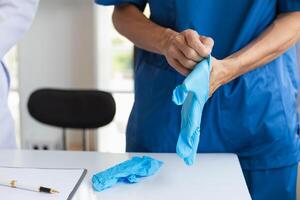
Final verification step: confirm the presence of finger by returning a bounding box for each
[172,46,197,69]
[184,30,207,57]
[199,35,214,55]
[168,58,191,76]
[184,30,210,58]
[200,35,214,48]
[173,35,202,62]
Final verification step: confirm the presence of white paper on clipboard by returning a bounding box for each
[0,166,87,200]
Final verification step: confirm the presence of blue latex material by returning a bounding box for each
[172,56,211,165]
[92,156,163,191]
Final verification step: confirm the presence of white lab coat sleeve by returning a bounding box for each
[0,0,39,59]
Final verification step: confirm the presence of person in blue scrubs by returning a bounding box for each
[0,0,39,148]
[96,0,300,199]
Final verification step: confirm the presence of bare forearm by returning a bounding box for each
[222,12,300,83]
[112,4,176,54]
[112,4,213,75]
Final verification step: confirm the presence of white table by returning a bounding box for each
[0,150,251,200]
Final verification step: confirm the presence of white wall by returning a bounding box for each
[18,0,96,149]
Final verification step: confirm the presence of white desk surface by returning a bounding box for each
[0,150,251,200]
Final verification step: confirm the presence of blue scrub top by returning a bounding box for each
[96,0,300,170]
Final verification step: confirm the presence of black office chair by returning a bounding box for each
[27,88,116,150]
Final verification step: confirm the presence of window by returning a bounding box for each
[95,6,134,153]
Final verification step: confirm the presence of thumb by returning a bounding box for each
[199,35,214,55]
[172,84,188,105]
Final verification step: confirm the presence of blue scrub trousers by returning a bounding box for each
[243,164,298,200]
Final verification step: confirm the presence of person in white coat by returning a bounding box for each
[0,0,39,148]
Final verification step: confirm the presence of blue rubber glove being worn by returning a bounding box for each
[92,156,163,191]
[172,56,211,165]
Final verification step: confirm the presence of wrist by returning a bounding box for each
[159,28,178,55]
[209,58,234,96]
[212,59,231,85]
[221,56,242,83]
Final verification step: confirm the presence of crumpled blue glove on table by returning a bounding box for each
[92,156,163,191]
[172,56,211,165]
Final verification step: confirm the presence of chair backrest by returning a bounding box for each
[28,88,116,129]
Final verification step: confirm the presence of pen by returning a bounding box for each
[0,180,59,194]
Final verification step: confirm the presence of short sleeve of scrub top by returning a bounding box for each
[95,0,147,10]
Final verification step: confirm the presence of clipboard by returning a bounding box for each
[0,166,87,200]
